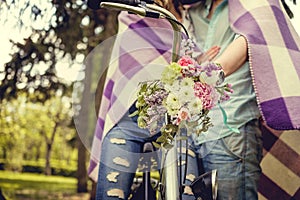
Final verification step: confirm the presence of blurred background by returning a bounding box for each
[0,0,119,199]
[0,0,299,200]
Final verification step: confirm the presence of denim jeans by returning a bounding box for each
[181,119,263,200]
[96,112,161,200]
[96,113,262,200]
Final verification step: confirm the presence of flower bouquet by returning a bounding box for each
[130,39,233,149]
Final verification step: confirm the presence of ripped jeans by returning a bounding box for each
[95,111,161,200]
[96,111,263,200]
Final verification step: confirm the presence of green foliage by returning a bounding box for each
[0,94,77,173]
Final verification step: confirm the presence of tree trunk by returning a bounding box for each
[45,143,52,176]
[44,122,58,176]
[77,138,88,193]
[76,44,94,194]
[35,145,40,161]
[90,181,97,200]
[0,188,6,200]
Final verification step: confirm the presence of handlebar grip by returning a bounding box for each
[87,0,154,9]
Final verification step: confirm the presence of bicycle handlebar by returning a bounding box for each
[100,2,163,19]
[87,0,155,9]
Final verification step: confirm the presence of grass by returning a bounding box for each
[0,170,90,200]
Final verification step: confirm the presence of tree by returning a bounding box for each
[0,93,76,174]
[0,0,118,102]
[42,97,74,175]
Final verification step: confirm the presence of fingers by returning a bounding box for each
[205,46,221,61]
[197,46,221,64]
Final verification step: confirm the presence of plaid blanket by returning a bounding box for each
[88,3,300,198]
[228,1,300,198]
[228,0,300,130]
[258,127,300,199]
[88,12,175,181]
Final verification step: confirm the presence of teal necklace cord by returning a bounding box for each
[218,103,240,134]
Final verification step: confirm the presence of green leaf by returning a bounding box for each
[128,110,139,117]
[156,135,167,143]
[152,141,161,149]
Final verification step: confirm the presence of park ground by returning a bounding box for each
[0,170,90,200]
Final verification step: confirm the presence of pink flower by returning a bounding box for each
[175,107,190,125]
[227,83,234,93]
[179,107,190,120]
[178,56,198,78]
[221,93,230,102]
[194,82,216,110]
[177,55,194,66]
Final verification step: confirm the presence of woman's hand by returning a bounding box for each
[196,45,221,64]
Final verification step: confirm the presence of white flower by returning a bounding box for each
[188,98,203,115]
[164,93,180,116]
[167,107,180,116]
[177,86,194,104]
[164,79,180,93]
[200,70,222,86]
[181,77,194,87]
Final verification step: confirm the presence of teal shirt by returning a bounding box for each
[185,0,260,144]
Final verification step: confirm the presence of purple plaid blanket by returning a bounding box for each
[228,0,300,130]
[88,12,175,180]
[227,2,300,198]
[259,126,300,199]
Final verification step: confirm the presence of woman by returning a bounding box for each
[180,0,262,199]
[180,0,299,199]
